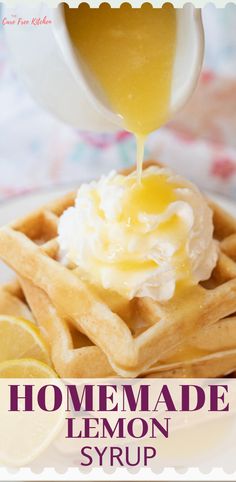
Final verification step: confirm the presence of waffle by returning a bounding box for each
[145,316,236,377]
[0,280,236,379]
[21,276,236,378]
[20,277,113,378]
[0,161,236,377]
[17,277,236,378]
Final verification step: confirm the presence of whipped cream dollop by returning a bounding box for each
[58,166,218,301]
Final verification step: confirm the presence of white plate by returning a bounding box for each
[0,187,235,283]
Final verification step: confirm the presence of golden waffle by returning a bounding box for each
[142,197,236,377]
[1,280,236,379]
[21,276,236,378]
[18,277,236,378]
[145,316,236,377]
[0,277,111,378]
[0,162,236,376]
[19,202,236,378]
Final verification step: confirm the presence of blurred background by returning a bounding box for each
[0,4,236,202]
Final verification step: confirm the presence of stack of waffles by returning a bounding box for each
[0,162,236,378]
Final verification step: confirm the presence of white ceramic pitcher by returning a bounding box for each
[3,4,204,132]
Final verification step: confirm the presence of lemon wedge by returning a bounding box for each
[0,315,51,366]
[0,359,65,466]
[0,358,56,378]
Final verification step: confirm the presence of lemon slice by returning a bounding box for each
[0,358,57,378]
[0,359,65,466]
[0,315,51,366]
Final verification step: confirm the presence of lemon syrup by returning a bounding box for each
[64,4,177,180]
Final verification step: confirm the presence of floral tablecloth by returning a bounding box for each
[0,4,236,201]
